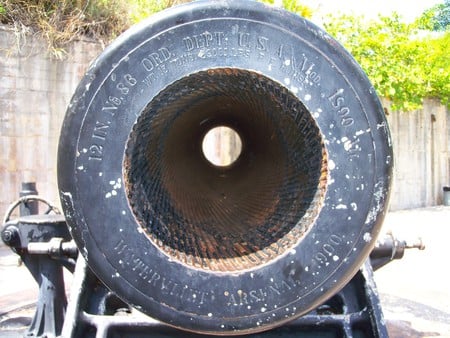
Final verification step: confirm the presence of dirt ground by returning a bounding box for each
[1,206,449,337]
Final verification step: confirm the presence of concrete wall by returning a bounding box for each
[386,100,449,210]
[0,26,449,216]
[0,26,102,215]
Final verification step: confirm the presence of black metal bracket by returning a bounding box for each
[60,257,389,338]
[1,214,75,338]
[1,186,76,338]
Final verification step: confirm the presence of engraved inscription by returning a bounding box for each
[277,44,321,85]
[92,120,110,140]
[256,36,269,58]
[327,88,361,157]
[178,30,275,61]
[182,31,224,50]
[141,47,172,71]
[312,234,343,265]
[176,29,324,91]
[238,32,251,48]
[88,144,103,161]
[141,47,173,87]
[225,279,299,307]
[328,88,353,127]
[113,239,214,305]
[85,73,137,162]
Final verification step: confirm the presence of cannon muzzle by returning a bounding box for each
[58,1,393,335]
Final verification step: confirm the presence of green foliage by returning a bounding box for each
[423,32,450,108]
[324,14,450,111]
[419,0,450,31]
[128,0,171,24]
[282,0,313,18]
[127,0,191,24]
[258,0,313,18]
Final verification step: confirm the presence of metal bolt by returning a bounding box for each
[1,227,19,246]
[405,237,425,251]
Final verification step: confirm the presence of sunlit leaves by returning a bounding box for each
[324,13,449,111]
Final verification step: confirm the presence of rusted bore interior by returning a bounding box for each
[124,68,327,272]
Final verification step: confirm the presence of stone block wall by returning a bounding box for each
[0,25,102,215]
[386,99,449,209]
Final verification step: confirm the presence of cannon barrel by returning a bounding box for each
[57,1,393,335]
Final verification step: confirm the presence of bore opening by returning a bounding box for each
[202,126,242,167]
[124,68,327,272]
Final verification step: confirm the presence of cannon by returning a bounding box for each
[3,1,396,337]
[57,0,393,335]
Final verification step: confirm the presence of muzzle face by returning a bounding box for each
[58,1,392,335]
[124,68,327,272]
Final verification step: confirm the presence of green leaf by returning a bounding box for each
[323,10,450,111]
